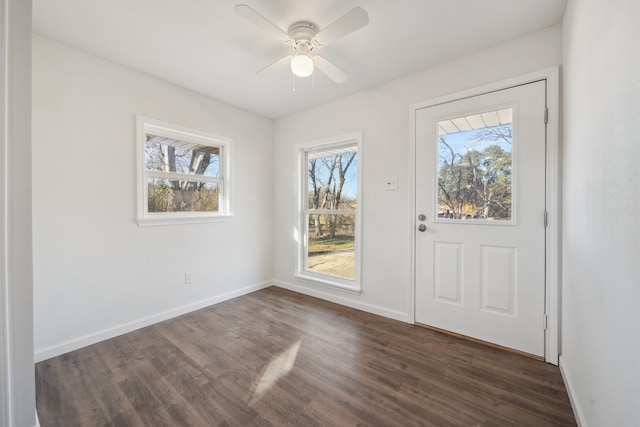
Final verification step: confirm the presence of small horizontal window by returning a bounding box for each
[136,117,232,226]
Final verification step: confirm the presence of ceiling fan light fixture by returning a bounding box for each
[290,53,314,78]
[235,4,369,83]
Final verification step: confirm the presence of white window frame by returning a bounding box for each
[136,116,233,226]
[295,132,362,293]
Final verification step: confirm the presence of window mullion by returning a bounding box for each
[305,209,357,216]
[145,170,223,183]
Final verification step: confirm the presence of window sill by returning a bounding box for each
[294,272,362,295]
[137,214,233,227]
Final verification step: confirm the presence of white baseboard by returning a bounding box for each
[559,355,586,427]
[34,280,409,362]
[272,280,410,323]
[34,281,272,362]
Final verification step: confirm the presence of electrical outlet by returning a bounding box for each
[184,272,192,284]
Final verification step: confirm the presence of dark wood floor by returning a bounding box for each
[36,287,576,426]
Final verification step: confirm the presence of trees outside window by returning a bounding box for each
[298,134,361,291]
[437,112,513,221]
[137,117,232,225]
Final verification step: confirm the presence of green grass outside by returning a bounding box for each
[308,235,355,254]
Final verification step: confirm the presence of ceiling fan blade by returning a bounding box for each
[258,55,293,74]
[234,4,291,42]
[314,56,349,83]
[314,7,369,46]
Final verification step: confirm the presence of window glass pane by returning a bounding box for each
[145,133,220,177]
[307,149,357,211]
[306,214,355,279]
[437,108,513,221]
[147,178,219,213]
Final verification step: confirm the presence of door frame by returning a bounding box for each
[408,67,560,364]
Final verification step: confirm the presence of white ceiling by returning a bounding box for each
[33,0,567,119]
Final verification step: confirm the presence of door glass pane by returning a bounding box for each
[436,108,513,221]
[306,213,355,279]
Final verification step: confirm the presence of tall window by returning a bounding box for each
[137,117,232,225]
[298,133,361,292]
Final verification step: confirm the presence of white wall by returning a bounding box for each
[560,1,640,425]
[272,26,562,320]
[32,36,274,361]
[1,0,36,425]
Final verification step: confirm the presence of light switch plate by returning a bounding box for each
[385,177,398,191]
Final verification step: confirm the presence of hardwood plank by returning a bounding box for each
[417,322,545,361]
[35,359,83,427]
[36,286,576,426]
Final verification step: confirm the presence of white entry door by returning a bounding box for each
[414,81,547,357]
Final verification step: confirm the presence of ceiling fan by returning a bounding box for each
[234,4,369,83]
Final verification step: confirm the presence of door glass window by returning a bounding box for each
[436,108,513,222]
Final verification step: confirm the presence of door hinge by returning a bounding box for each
[544,107,549,124]
[543,314,548,330]
[544,211,548,227]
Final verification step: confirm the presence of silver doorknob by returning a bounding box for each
[418,224,427,232]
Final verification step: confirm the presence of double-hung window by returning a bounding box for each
[137,117,232,225]
[297,133,362,292]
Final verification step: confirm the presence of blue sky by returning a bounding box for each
[438,126,512,166]
[308,152,358,201]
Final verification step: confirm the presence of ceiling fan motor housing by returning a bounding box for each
[288,22,318,42]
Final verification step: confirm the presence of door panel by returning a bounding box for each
[433,242,463,304]
[414,81,546,356]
